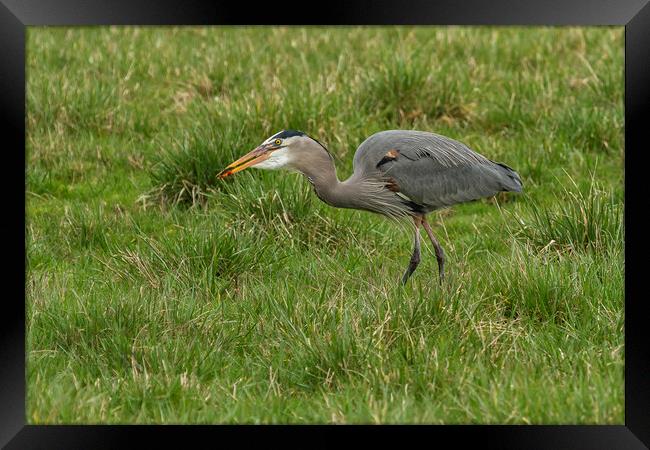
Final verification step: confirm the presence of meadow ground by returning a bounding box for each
[26,26,624,423]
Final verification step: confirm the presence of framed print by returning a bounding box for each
[3,0,649,448]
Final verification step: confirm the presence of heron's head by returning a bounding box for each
[217,130,330,179]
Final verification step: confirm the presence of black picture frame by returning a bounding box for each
[2,1,648,448]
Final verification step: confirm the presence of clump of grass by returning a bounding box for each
[486,245,584,323]
[104,218,273,291]
[146,120,247,206]
[215,175,315,226]
[482,236,623,331]
[510,174,622,254]
[555,107,623,154]
[62,205,113,253]
[27,77,122,136]
[477,77,541,135]
[359,55,471,126]
[28,203,131,271]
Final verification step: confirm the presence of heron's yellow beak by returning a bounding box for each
[217,145,273,179]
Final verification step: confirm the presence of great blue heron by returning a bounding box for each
[218,129,522,284]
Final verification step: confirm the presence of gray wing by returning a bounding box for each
[353,130,522,211]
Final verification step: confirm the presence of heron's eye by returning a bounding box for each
[274,139,282,146]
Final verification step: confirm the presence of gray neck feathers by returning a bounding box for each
[290,143,409,218]
[290,148,354,208]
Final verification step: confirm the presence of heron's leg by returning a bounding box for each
[422,216,445,284]
[401,216,422,285]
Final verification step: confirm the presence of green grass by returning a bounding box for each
[26,26,624,424]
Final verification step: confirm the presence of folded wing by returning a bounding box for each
[354,130,522,211]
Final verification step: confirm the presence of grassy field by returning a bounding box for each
[26,26,624,424]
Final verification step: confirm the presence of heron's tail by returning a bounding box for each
[493,162,523,192]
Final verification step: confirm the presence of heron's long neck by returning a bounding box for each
[292,153,359,210]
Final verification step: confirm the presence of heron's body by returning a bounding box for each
[218,129,523,284]
[353,130,522,213]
